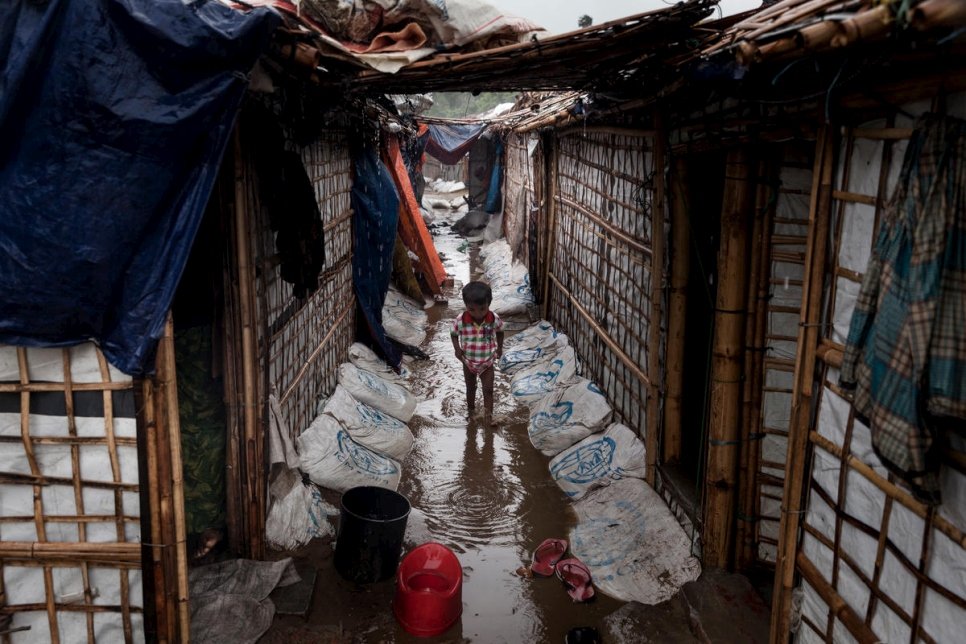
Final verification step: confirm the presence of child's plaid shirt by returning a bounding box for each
[451,310,504,374]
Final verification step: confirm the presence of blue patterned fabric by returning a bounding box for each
[840,114,966,503]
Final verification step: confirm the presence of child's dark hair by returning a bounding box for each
[462,281,492,306]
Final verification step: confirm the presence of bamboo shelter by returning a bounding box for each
[3,0,966,642]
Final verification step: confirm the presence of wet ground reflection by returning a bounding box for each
[263,197,623,643]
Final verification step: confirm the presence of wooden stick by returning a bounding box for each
[703,147,754,570]
[663,155,689,464]
[646,112,666,486]
[770,127,835,644]
[233,125,263,560]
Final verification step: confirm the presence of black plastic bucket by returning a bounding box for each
[334,486,411,584]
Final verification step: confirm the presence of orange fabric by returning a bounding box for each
[384,137,448,293]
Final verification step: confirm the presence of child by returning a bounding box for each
[451,281,504,426]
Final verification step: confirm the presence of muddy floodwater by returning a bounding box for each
[262,195,624,643]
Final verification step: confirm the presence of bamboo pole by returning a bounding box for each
[908,0,966,31]
[736,155,774,570]
[151,350,177,643]
[541,135,559,320]
[663,155,690,464]
[158,317,190,642]
[770,126,835,644]
[703,147,754,570]
[232,125,263,560]
[646,112,666,486]
[136,375,167,643]
[796,552,879,644]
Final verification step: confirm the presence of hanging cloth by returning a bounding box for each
[840,113,966,504]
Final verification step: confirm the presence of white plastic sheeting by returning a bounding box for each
[549,423,647,500]
[569,478,701,605]
[265,473,337,550]
[527,378,612,457]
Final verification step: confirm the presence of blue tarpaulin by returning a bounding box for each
[351,146,403,371]
[424,122,486,165]
[0,0,279,375]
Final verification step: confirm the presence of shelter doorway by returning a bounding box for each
[171,176,230,563]
[664,150,726,520]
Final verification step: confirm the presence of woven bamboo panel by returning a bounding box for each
[0,344,143,642]
[251,129,355,440]
[796,108,966,643]
[548,129,653,434]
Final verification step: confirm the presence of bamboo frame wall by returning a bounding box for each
[542,126,659,454]
[231,123,355,559]
[773,98,966,643]
[0,330,188,642]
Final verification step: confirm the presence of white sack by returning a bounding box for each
[490,265,535,317]
[297,414,401,493]
[382,287,428,347]
[348,342,410,384]
[265,477,336,550]
[499,334,568,375]
[549,423,647,499]
[527,378,611,456]
[569,478,701,604]
[338,362,417,422]
[323,385,414,460]
[510,346,579,405]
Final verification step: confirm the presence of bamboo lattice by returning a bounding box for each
[793,110,966,642]
[0,344,144,642]
[251,128,355,440]
[547,129,654,437]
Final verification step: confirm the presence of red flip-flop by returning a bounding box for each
[556,558,595,602]
[530,538,568,576]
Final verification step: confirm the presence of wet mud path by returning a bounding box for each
[262,197,623,643]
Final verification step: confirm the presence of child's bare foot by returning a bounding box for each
[467,405,477,419]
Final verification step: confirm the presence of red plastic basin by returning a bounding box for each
[393,542,462,637]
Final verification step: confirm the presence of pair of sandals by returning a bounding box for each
[530,538,595,602]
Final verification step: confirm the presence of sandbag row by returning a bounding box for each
[478,239,535,317]
[297,344,417,494]
[507,319,701,604]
